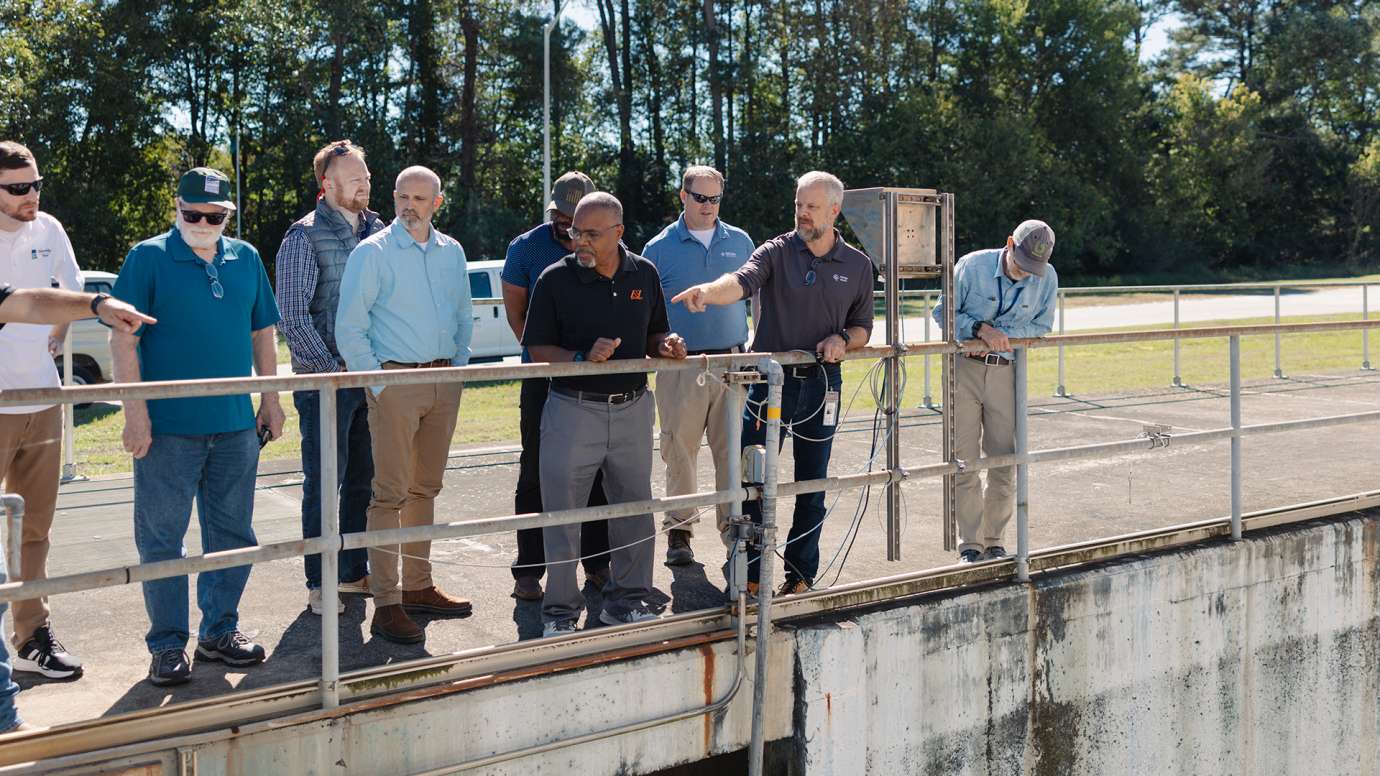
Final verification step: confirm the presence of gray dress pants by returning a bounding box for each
[539,388,656,624]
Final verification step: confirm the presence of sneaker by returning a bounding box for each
[512,576,543,601]
[308,588,345,615]
[195,631,266,667]
[542,619,579,638]
[958,549,982,564]
[665,529,695,566]
[584,566,610,591]
[148,648,191,686]
[338,576,372,596]
[13,625,83,680]
[983,546,1008,561]
[777,578,810,597]
[598,605,659,627]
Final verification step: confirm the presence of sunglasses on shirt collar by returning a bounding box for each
[0,178,43,196]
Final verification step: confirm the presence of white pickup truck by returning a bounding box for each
[59,260,522,386]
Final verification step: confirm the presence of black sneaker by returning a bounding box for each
[195,631,266,667]
[13,625,83,680]
[148,648,191,686]
[958,549,982,564]
[983,546,1008,561]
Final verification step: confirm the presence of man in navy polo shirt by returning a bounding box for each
[111,167,284,687]
[499,171,611,603]
[643,165,753,567]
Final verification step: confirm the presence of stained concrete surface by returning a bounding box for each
[8,368,1379,727]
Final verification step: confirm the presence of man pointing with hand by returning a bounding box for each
[521,192,687,636]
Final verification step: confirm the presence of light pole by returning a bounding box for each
[543,0,573,218]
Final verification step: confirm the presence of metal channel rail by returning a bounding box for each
[2,319,1379,775]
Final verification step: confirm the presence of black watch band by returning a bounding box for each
[838,330,851,346]
[90,293,110,316]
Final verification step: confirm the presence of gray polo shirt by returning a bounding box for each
[733,230,875,353]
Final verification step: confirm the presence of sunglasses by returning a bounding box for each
[804,256,823,287]
[203,259,225,300]
[0,178,43,196]
[567,225,621,242]
[321,141,353,176]
[181,210,229,225]
[686,190,722,205]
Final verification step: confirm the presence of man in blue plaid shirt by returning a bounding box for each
[275,140,384,616]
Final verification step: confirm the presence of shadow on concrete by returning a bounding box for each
[667,562,727,613]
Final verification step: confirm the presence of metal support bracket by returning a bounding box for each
[1139,424,1174,449]
[722,369,766,385]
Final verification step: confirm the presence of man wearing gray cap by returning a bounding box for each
[499,171,612,604]
[933,220,1057,564]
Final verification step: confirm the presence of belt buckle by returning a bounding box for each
[984,353,1002,366]
[609,391,632,404]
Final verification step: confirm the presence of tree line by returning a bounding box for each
[2,0,1377,283]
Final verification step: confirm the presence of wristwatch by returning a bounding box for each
[838,330,851,346]
[572,351,586,362]
[89,293,110,316]
[971,321,986,339]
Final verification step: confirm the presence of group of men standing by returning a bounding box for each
[0,132,1058,729]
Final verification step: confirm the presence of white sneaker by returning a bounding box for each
[542,619,579,638]
[308,588,345,615]
[598,606,659,626]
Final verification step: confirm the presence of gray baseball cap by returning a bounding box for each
[547,171,595,217]
[1010,219,1054,276]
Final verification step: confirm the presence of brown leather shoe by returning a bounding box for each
[402,585,473,616]
[777,579,810,596]
[512,576,543,601]
[370,604,424,644]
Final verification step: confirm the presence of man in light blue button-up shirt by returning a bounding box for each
[334,165,475,643]
[643,166,754,566]
[933,220,1057,566]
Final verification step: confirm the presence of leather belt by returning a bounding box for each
[384,359,452,369]
[964,353,1011,366]
[551,385,646,405]
[686,345,744,356]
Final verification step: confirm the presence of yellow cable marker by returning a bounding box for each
[767,407,781,420]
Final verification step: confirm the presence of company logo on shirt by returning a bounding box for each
[30,248,51,261]
[832,273,849,283]
[629,289,644,301]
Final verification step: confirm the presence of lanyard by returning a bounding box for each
[995,276,1025,319]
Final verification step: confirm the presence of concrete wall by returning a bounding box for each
[64,516,1378,776]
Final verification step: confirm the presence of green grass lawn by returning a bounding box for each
[67,312,1376,476]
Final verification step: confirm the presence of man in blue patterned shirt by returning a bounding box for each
[499,171,611,604]
[275,140,383,617]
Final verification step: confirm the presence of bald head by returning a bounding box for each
[573,191,623,223]
[396,165,441,197]
[393,165,444,234]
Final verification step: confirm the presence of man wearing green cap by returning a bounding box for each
[933,219,1058,565]
[111,167,284,686]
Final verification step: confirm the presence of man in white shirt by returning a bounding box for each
[0,141,85,681]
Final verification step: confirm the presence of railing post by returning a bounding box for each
[1363,285,1373,371]
[1172,288,1183,387]
[922,293,933,408]
[319,387,340,709]
[60,336,80,483]
[748,359,784,776]
[1230,336,1243,541]
[725,380,747,592]
[2,494,22,589]
[1055,291,1067,397]
[1014,349,1030,582]
[1273,285,1285,379]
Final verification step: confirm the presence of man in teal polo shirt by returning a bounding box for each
[111,167,284,687]
[643,166,753,566]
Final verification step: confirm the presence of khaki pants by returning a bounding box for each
[0,406,61,647]
[953,356,1016,553]
[364,368,463,607]
[655,368,735,545]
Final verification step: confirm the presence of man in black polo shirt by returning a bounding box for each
[672,171,874,597]
[522,192,687,637]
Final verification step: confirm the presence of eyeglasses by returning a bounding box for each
[686,190,722,205]
[203,260,224,300]
[804,256,823,287]
[0,178,43,196]
[567,224,621,242]
[181,210,228,225]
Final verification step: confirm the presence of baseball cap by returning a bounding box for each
[177,167,236,211]
[1010,219,1054,276]
[547,171,595,217]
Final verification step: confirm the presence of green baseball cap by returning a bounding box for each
[177,167,236,211]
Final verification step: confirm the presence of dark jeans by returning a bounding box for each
[743,363,842,584]
[296,388,372,589]
[514,377,611,580]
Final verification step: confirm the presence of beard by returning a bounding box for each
[176,213,227,249]
[334,189,369,213]
[0,199,38,223]
[795,218,826,243]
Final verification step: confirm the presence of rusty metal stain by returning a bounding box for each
[699,643,716,751]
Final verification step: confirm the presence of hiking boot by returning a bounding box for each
[371,604,424,644]
[308,588,345,615]
[665,529,695,566]
[13,625,83,680]
[147,648,191,687]
[777,578,810,597]
[983,546,1008,561]
[512,576,543,601]
[402,585,472,616]
[196,631,266,667]
[598,605,659,627]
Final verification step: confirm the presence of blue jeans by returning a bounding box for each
[743,363,842,584]
[133,430,259,653]
[0,543,19,732]
[295,388,372,589]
